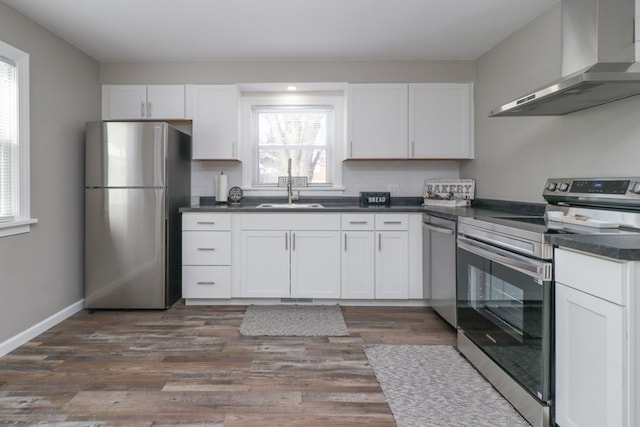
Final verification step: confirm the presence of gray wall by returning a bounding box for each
[102,60,476,198]
[0,4,101,343]
[462,3,640,203]
[100,60,475,85]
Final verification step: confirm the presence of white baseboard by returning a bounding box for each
[0,299,85,358]
[184,298,429,307]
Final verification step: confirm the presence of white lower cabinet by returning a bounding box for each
[182,266,231,299]
[341,231,375,299]
[240,230,290,297]
[375,214,410,299]
[290,231,341,298]
[341,214,376,299]
[239,214,341,298]
[375,231,409,299]
[183,211,422,303]
[554,247,638,427]
[181,213,232,299]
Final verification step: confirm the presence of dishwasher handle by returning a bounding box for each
[423,223,455,235]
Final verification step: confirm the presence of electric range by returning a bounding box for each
[456,177,640,427]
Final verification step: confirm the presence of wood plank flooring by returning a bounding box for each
[0,303,456,426]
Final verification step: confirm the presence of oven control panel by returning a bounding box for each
[543,177,640,205]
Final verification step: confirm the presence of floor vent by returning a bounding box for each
[280,298,314,304]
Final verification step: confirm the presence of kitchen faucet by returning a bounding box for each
[287,158,298,204]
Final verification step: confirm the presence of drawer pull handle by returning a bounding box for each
[349,221,368,224]
[197,221,215,225]
[383,221,402,224]
[197,281,216,285]
[197,248,216,251]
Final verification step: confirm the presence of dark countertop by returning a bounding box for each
[180,197,544,219]
[181,196,425,213]
[180,196,640,259]
[550,234,640,261]
[180,201,426,213]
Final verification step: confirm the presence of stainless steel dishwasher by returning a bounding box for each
[422,214,457,327]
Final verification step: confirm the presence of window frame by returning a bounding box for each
[252,105,334,188]
[240,92,345,195]
[0,40,35,238]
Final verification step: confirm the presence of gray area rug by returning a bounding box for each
[364,345,531,427]
[239,305,349,336]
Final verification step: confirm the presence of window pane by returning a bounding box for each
[258,148,327,185]
[254,107,331,186]
[0,56,17,221]
[258,111,327,147]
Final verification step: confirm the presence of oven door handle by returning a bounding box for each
[457,236,552,282]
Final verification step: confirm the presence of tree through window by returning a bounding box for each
[254,106,332,186]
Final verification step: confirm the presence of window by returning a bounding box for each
[254,106,332,186]
[241,91,345,194]
[0,40,34,237]
[0,56,17,221]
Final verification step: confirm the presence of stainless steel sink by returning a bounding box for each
[256,203,324,209]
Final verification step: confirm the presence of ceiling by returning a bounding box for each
[2,0,558,63]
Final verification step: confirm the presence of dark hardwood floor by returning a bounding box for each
[0,303,456,426]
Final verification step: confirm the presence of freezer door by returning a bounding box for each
[85,188,166,308]
[85,121,166,188]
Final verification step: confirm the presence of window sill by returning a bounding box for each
[0,218,38,238]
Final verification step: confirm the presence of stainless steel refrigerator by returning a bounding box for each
[84,121,191,309]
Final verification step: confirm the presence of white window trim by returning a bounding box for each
[0,40,36,238]
[240,93,345,196]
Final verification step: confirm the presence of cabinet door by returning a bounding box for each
[375,231,409,299]
[409,83,473,159]
[347,84,408,159]
[147,85,185,119]
[555,283,626,427]
[103,85,147,120]
[341,231,375,299]
[187,85,239,160]
[240,230,290,297]
[290,231,341,298]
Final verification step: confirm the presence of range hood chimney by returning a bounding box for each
[491,0,640,116]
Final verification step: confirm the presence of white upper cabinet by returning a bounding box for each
[186,84,239,160]
[347,84,408,159]
[347,83,473,160]
[409,83,473,159]
[102,85,185,120]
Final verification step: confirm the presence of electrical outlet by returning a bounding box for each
[388,184,400,195]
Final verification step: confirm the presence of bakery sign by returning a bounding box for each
[424,179,475,207]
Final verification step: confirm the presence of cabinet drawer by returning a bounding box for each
[375,214,409,230]
[555,248,627,305]
[182,266,231,298]
[182,213,231,231]
[182,232,231,265]
[341,214,375,230]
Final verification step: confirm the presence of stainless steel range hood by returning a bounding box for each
[491,0,640,116]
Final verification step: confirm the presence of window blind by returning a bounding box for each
[0,56,17,222]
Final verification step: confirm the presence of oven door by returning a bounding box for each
[457,235,553,403]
